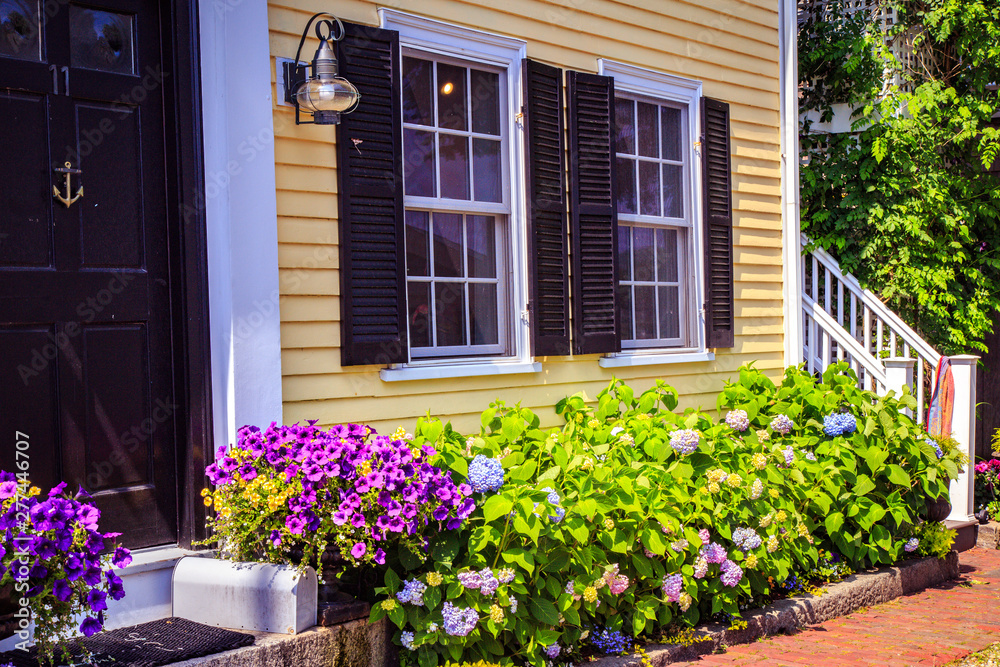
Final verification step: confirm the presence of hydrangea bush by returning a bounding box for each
[368,363,961,667]
[0,473,131,663]
[203,422,475,572]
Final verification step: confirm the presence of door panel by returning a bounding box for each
[75,102,144,268]
[0,92,52,267]
[0,0,178,548]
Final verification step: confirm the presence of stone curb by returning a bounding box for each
[590,551,960,667]
[165,617,395,667]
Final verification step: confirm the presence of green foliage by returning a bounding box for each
[912,519,957,558]
[800,0,1000,354]
[373,363,959,666]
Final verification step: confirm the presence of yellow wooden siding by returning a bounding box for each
[268,0,787,434]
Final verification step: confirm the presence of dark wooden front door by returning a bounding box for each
[0,0,179,548]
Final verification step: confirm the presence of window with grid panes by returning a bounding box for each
[614,95,693,348]
[400,53,510,359]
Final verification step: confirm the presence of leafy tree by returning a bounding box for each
[800,0,1000,354]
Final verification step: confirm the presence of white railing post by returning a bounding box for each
[947,355,979,522]
[884,358,915,416]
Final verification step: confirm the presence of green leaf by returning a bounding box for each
[423,585,442,611]
[641,526,667,555]
[530,598,560,626]
[886,464,911,487]
[825,511,844,535]
[854,475,876,496]
[633,613,647,635]
[384,568,401,592]
[388,604,406,628]
[418,647,436,667]
[511,459,537,482]
[482,494,514,523]
[538,465,562,482]
[864,447,888,473]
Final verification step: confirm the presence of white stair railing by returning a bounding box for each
[801,236,978,523]
[801,234,941,425]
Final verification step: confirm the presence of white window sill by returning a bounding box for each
[598,350,714,368]
[380,361,542,382]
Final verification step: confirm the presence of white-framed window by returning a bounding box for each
[598,60,705,355]
[380,10,530,368]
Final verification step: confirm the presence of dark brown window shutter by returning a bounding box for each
[523,59,570,357]
[336,23,407,366]
[567,71,620,355]
[701,97,735,348]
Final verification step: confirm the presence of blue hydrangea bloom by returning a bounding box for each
[925,438,943,459]
[823,412,857,437]
[590,627,630,654]
[467,455,504,493]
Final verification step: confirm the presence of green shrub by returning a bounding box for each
[370,363,961,667]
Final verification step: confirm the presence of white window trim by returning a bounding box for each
[598,59,708,363]
[379,10,535,380]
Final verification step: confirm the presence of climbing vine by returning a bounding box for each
[800,0,1000,354]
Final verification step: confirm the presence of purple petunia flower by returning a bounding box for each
[79,616,103,637]
[351,542,366,559]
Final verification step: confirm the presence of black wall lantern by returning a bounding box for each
[283,13,360,125]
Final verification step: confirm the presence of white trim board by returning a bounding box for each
[199,0,284,447]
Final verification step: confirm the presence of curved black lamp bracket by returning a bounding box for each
[283,12,348,125]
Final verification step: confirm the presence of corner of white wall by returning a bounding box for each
[779,0,804,368]
[199,0,284,450]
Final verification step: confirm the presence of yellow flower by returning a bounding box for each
[744,554,758,569]
[751,453,767,470]
[759,513,773,528]
[726,473,742,488]
[769,488,780,498]
[382,599,398,611]
[756,430,770,442]
[797,523,810,538]
[426,572,443,586]
[767,535,779,553]
[603,517,615,531]
[776,510,787,522]
[707,469,727,484]
[583,587,598,602]
[593,577,607,590]
[203,496,213,507]
[575,413,584,423]
[708,482,721,494]
[636,413,650,421]
[587,419,600,429]
[489,604,504,623]
[392,426,408,440]
[679,592,693,611]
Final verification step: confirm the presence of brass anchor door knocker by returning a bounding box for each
[53,162,83,208]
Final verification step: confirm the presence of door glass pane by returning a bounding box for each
[437,62,467,130]
[403,129,436,197]
[661,106,682,161]
[616,157,636,214]
[469,283,498,345]
[439,134,470,200]
[614,98,634,155]
[634,285,656,339]
[432,213,463,278]
[0,0,41,62]
[637,101,658,158]
[69,6,134,74]
[617,226,631,282]
[402,57,434,126]
[633,227,654,282]
[470,69,500,135]
[408,282,431,348]
[405,210,430,276]
[434,282,466,347]
[656,228,678,282]
[658,286,680,339]
[617,284,632,340]
[472,138,501,203]
[467,215,495,278]
[639,160,661,216]
[663,164,684,218]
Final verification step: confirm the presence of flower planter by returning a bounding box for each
[287,547,372,627]
[926,495,952,522]
[171,557,317,634]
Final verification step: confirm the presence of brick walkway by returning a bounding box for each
[673,547,1000,667]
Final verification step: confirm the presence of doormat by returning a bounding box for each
[0,617,255,667]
